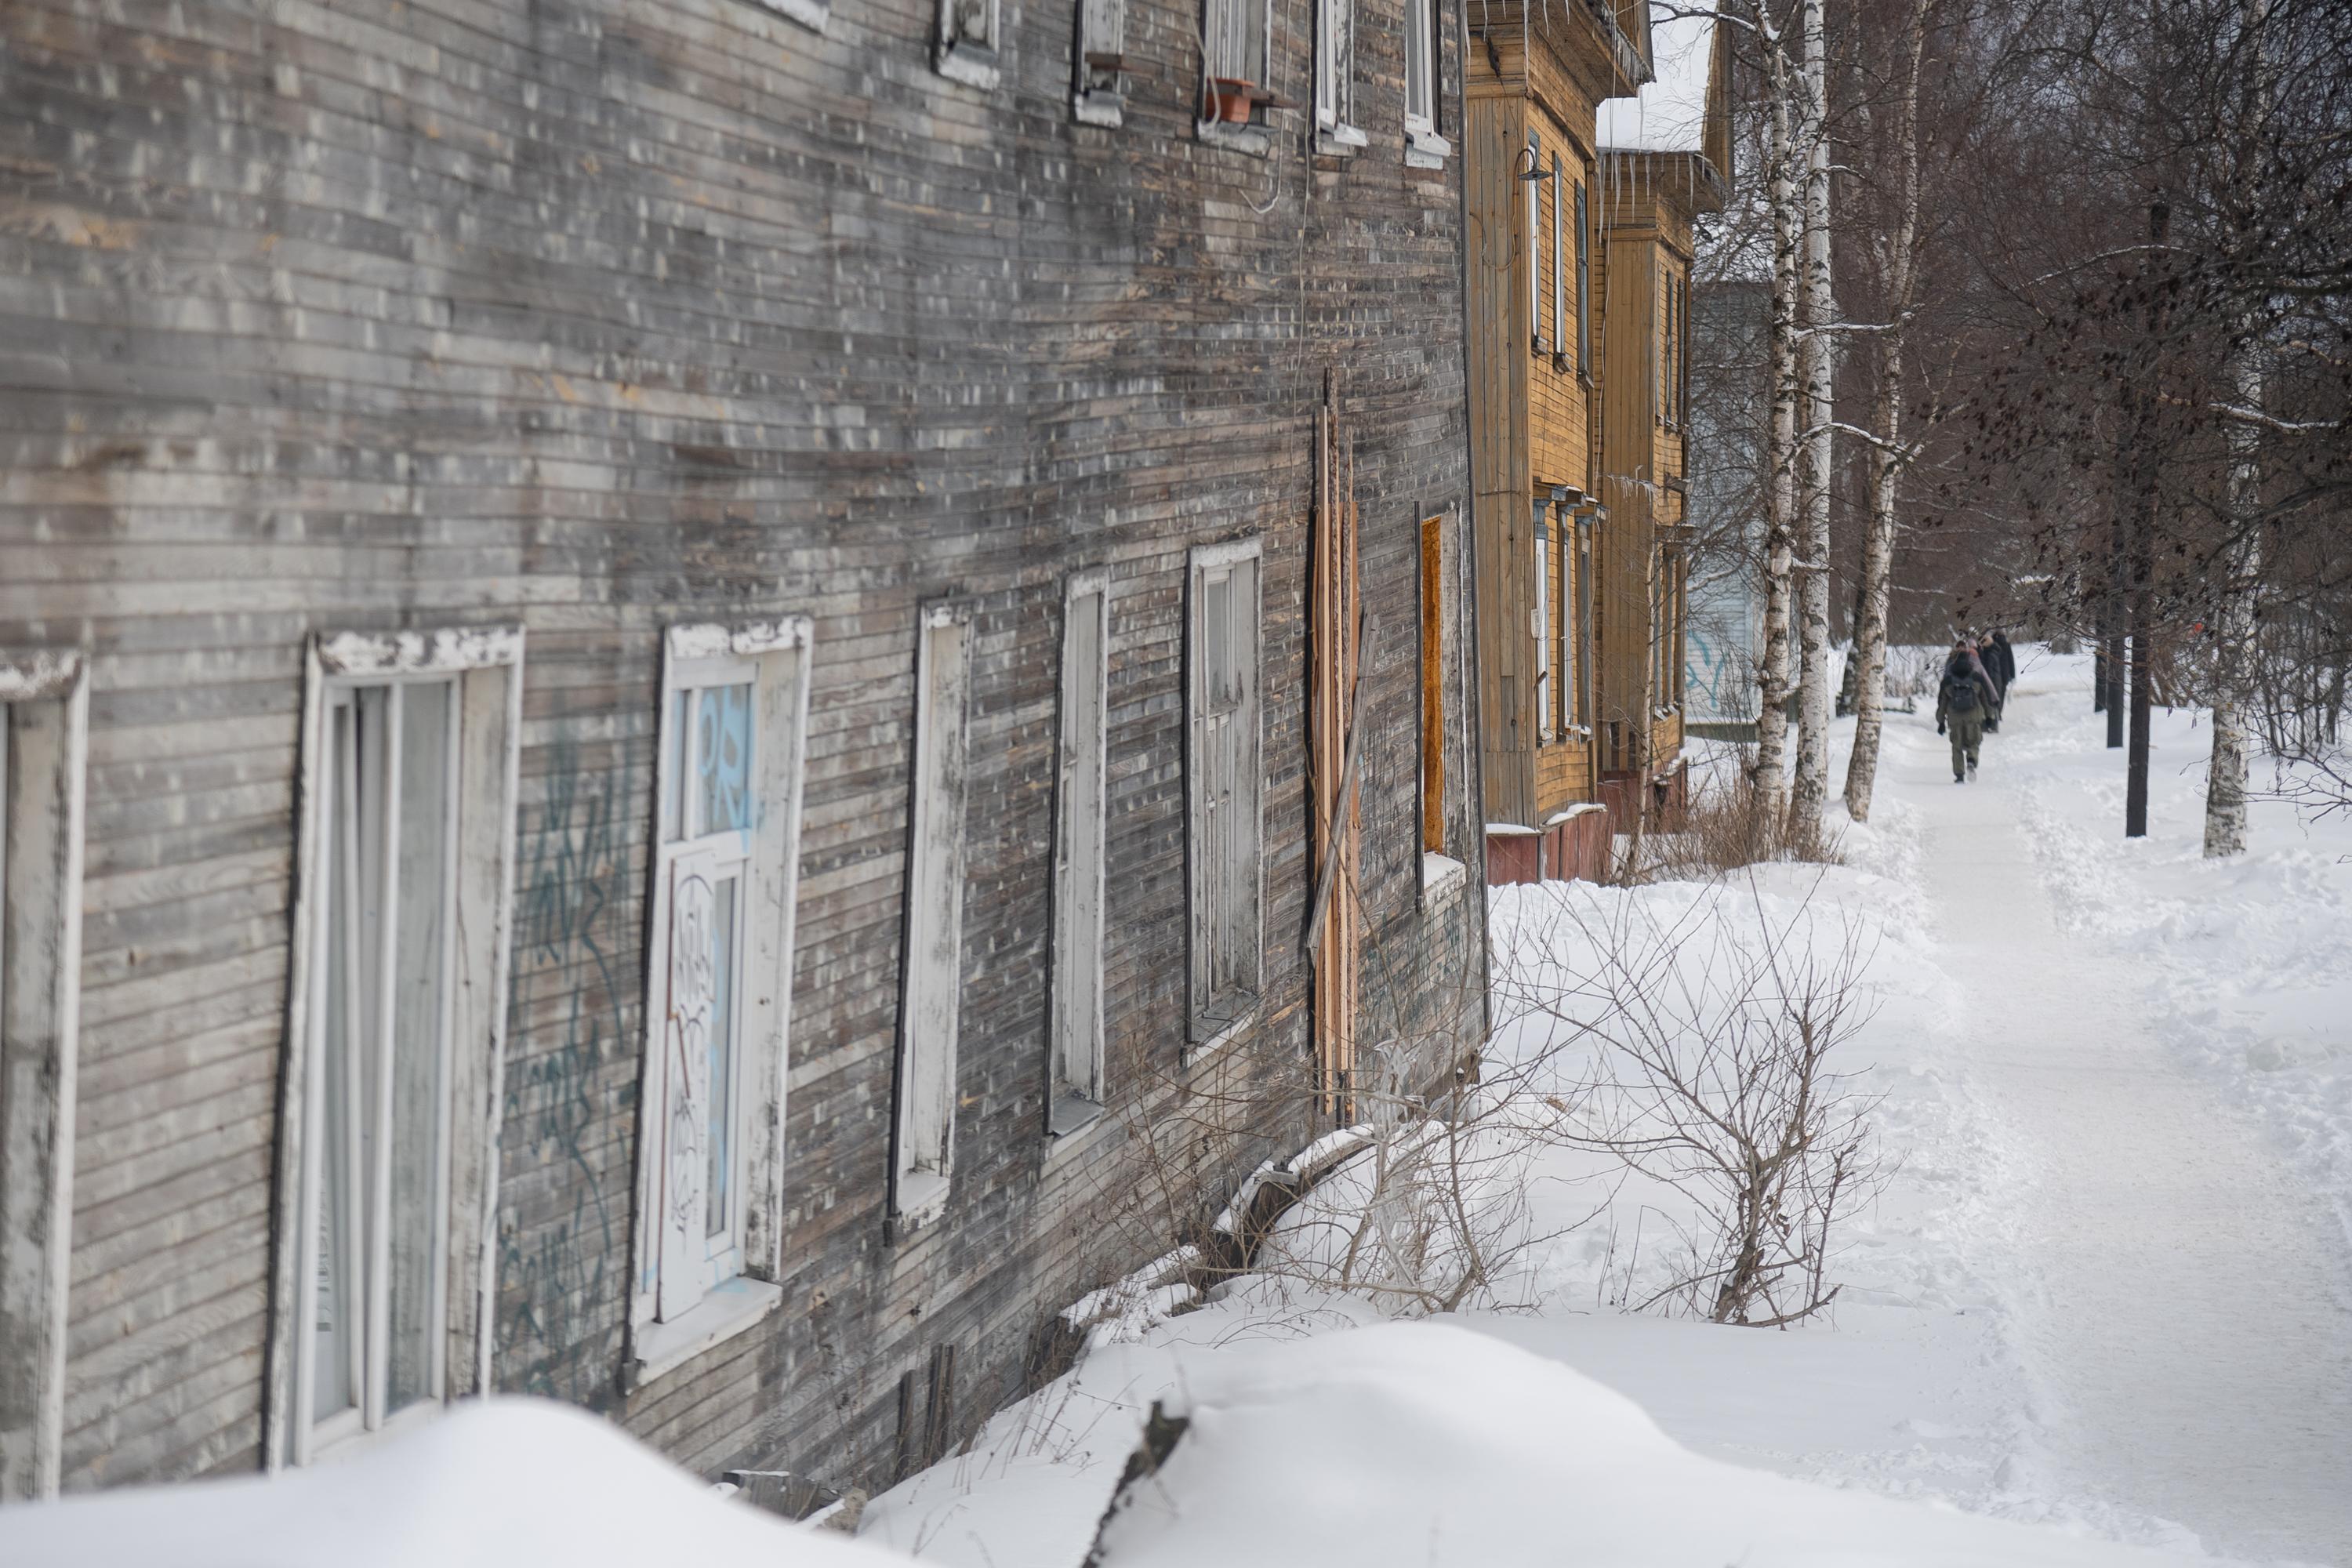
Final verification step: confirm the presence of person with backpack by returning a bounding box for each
[1936,641,2001,782]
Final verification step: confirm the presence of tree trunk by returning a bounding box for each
[2203,0,2270,860]
[1754,44,1802,812]
[2125,199,2169,840]
[1791,0,1835,819]
[1842,0,1926,825]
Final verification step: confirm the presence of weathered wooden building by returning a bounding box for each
[1461,0,1647,885]
[0,0,1488,1503]
[1462,0,1726,884]
[1591,4,1730,819]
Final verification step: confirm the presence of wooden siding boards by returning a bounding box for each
[0,0,1489,1500]
[1462,6,1627,833]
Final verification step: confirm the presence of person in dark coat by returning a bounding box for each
[1936,641,2001,782]
[1976,633,2009,731]
[1988,630,2018,688]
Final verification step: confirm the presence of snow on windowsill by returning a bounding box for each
[630,1277,785,1388]
[1185,1000,1260,1065]
[1421,851,1468,907]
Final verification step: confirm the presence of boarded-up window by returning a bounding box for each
[628,619,813,1379]
[1051,574,1111,1131]
[1075,0,1127,124]
[272,628,523,1467]
[0,652,86,1502]
[1187,540,1263,1041]
[895,601,973,1221]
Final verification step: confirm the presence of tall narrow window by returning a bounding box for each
[630,619,812,1378]
[1551,153,1566,365]
[1534,513,1553,744]
[306,679,457,1448]
[1574,181,1592,376]
[1315,0,1362,145]
[1075,0,1127,124]
[1187,540,1263,1044]
[0,651,86,1503]
[895,601,973,1221]
[1554,506,1573,735]
[1419,517,1446,854]
[1679,273,1693,426]
[1403,0,1438,141]
[1203,0,1272,129]
[1526,133,1544,351]
[274,627,522,1468]
[1051,574,1111,1131]
[1574,518,1596,729]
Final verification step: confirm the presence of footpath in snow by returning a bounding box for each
[1903,654,2352,1565]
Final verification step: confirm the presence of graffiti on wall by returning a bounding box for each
[498,727,637,1406]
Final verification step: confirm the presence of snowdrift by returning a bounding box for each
[1087,1321,2179,1568]
[0,1398,898,1568]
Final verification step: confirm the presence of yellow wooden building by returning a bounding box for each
[1466,0,1730,882]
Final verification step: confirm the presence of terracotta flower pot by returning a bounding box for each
[1210,78,1255,124]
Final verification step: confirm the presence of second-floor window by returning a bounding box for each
[935,0,1002,86]
[1404,0,1438,140]
[1575,180,1592,376]
[1204,0,1272,126]
[1316,0,1362,143]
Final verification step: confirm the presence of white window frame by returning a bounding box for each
[1574,179,1592,378]
[1534,514,1554,745]
[628,619,813,1382]
[1403,0,1443,154]
[1315,0,1366,149]
[751,0,828,36]
[895,600,975,1227]
[1185,539,1264,1052]
[1526,132,1545,353]
[266,626,524,1471]
[1074,0,1128,125]
[1200,0,1276,143]
[1051,573,1112,1134]
[935,0,1003,88]
[1551,152,1568,368]
[0,649,86,1503]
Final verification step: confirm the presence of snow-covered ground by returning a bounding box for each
[23,655,2343,1566]
[860,652,2352,1568]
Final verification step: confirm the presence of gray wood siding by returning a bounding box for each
[0,0,1491,1494]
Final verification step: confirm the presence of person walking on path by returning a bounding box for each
[1978,633,2009,731]
[1937,641,2002,782]
[1987,630,2018,690]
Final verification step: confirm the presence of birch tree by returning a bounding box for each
[2203,0,2274,858]
[1791,0,1837,818]
[1842,0,1929,823]
[1750,2,1803,813]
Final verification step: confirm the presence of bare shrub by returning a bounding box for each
[1637,766,1846,884]
[1509,878,1890,1327]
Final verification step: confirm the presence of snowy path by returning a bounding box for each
[1888,677,2352,1566]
